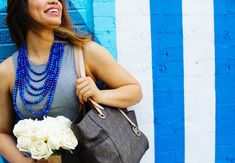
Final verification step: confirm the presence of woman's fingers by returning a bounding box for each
[76,80,89,96]
[76,77,102,104]
[78,85,91,104]
[82,88,93,102]
[76,76,93,86]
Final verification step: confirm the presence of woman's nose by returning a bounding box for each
[48,0,58,4]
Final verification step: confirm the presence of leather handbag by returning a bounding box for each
[71,47,149,163]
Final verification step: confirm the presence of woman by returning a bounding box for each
[0,0,142,162]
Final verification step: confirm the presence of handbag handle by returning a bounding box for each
[73,46,139,130]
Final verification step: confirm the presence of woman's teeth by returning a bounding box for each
[48,9,59,13]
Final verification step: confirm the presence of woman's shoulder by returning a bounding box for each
[83,41,106,55]
[83,41,116,63]
[81,41,118,79]
[0,56,13,71]
[0,55,15,81]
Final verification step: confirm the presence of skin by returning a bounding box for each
[0,0,142,162]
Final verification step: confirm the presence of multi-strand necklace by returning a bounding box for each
[13,37,64,120]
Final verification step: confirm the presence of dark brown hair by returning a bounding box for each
[6,0,91,49]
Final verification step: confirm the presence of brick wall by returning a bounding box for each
[0,2,15,62]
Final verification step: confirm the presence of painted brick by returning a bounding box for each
[215,0,235,162]
[216,104,235,119]
[67,0,86,10]
[93,2,115,16]
[0,29,12,44]
[93,0,117,58]
[93,17,115,31]
[0,13,7,28]
[68,10,87,25]
[0,44,16,60]
[216,145,235,161]
[0,1,7,12]
[156,150,177,162]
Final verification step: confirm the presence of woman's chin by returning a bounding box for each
[42,22,61,30]
[49,22,62,28]
[42,19,61,27]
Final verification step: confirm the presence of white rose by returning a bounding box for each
[43,116,57,127]
[56,116,72,128]
[16,136,32,152]
[60,129,78,150]
[29,141,53,160]
[43,116,64,133]
[44,116,75,150]
[31,121,48,142]
[47,132,62,150]
[13,119,34,137]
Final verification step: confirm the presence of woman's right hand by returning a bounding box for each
[16,157,36,163]
[21,157,49,163]
[36,159,49,163]
[24,158,50,163]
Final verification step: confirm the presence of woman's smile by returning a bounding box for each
[44,5,61,16]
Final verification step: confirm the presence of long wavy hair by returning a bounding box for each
[6,0,91,49]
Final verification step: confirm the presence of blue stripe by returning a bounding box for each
[150,0,185,162]
[215,0,235,162]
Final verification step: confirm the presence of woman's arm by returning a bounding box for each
[0,59,34,163]
[76,41,143,108]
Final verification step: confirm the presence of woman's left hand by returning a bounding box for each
[76,77,103,104]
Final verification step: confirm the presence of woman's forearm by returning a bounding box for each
[0,133,28,163]
[99,84,142,108]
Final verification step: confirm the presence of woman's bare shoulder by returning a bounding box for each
[83,41,116,65]
[0,56,14,83]
[82,41,117,75]
[83,41,110,56]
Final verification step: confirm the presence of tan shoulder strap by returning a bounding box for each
[74,46,85,78]
[73,46,105,116]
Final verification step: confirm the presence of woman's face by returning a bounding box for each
[28,0,63,28]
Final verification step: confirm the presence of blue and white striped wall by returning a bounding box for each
[1,0,235,163]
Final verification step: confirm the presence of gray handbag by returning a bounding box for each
[71,47,149,163]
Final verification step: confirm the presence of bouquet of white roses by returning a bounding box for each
[13,116,78,161]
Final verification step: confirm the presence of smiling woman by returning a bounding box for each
[0,0,143,162]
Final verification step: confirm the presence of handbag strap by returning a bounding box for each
[74,47,105,118]
[73,46,139,129]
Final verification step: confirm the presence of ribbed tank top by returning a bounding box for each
[12,43,80,121]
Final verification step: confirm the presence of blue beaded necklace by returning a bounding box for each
[13,37,65,120]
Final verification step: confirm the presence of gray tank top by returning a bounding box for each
[12,43,80,121]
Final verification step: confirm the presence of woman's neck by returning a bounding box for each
[26,30,55,64]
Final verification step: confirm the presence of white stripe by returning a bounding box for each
[115,1,154,163]
[182,1,215,163]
